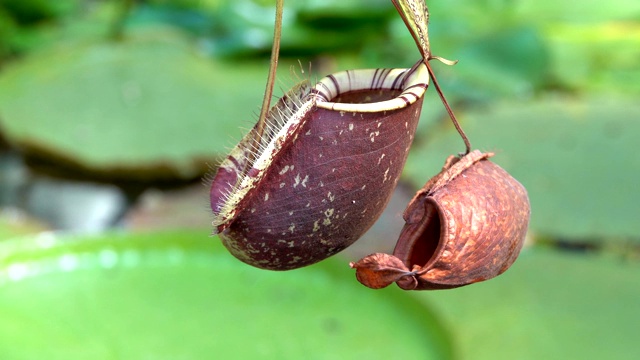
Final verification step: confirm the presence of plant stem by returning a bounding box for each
[391,0,471,154]
[425,60,472,155]
[237,0,283,182]
[254,0,284,143]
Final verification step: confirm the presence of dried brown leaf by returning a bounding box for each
[350,253,416,289]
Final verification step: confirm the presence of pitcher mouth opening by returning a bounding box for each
[313,61,429,113]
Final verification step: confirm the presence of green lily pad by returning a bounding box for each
[405,96,640,241]
[0,230,452,359]
[415,248,640,360]
[0,28,272,180]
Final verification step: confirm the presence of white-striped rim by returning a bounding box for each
[313,62,429,113]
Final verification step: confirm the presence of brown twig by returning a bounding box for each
[241,0,284,172]
[390,0,472,155]
[425,59,472,155]
[255,1,284,142]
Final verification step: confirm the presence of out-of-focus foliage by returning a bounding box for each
[545,22,640,94]
[0,0,79,58]
[0,0,78,23]
[204,0,394,56]
[387,0,640,99]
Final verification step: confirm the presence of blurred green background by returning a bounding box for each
[0,0,638,359]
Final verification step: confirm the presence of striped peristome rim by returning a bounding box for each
[313,61,429,113]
